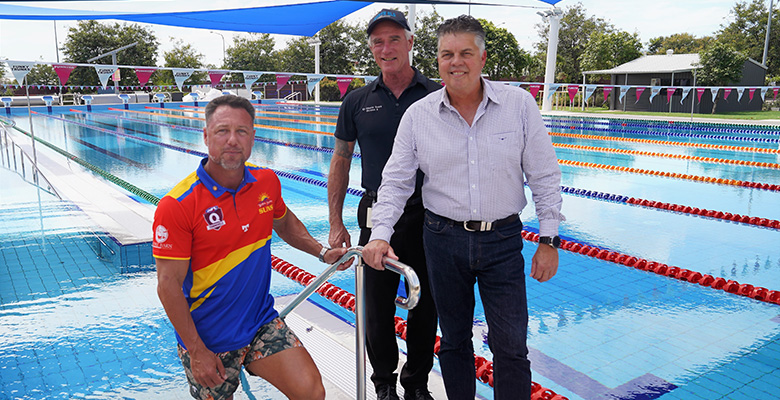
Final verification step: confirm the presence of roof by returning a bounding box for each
[584,54,700,75]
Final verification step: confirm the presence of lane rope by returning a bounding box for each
[550,131,780,154]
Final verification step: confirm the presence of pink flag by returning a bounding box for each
[602,86,613,103]
[774,88,779,100]
[337,77,353,98]
[749,88,757,102]
[567,85,579,103]
[52,64,76,86]
[135,68,157,87]
[635,87,645,103]
[696,88,707,102]
[723,88,732,100]
[276,73,292,89]
[528,84,542,98]
[666,87,676,103]
[208,70,227,86]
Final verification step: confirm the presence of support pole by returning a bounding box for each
[541,7,562,112]
[763,0,774,66]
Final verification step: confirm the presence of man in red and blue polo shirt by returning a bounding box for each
[153,95,347,400]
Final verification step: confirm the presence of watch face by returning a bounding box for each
[540,236,560,248]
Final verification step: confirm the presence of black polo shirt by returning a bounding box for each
[335,68,441,194]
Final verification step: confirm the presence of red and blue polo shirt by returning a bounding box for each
[153,158,287,353]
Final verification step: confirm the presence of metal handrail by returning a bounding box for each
[0,119,60,199]
[278,246,420,400]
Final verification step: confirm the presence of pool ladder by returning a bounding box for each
[275,247,420,400]
[0,120,60,199]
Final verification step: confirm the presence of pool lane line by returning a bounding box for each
[546,122,780,143]
[111,107,332,136]
[69,113,201,148]
[558,159,780,192]
[550,131,780,154]
[33,112,780,306]
[74,109,361,159]
[270,256,567,398]
[146,106,338,126]
[553,143,780,170]
[544,116,780,135]
[180,104,339,120]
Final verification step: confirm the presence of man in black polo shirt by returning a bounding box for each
[327,9,441,400]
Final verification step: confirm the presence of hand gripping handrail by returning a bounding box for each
[277,246,420,400]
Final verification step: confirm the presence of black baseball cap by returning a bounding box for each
[366,9,411,36]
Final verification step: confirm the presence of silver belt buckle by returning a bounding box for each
[463,221,476,232]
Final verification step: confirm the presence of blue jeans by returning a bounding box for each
[422,211,531,400]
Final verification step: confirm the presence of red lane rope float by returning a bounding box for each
[110,108,333,136]
[553,143,780,170]
[519,231,780,305]
[269,255,569,400]
[146,106,337,126]
[550,131,780,155]
[623,196,780,229]
[558,159,780,192]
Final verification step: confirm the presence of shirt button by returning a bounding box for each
[471,184,476,189]
[212,186,218,191]
[472,209,477,213]
[470,160,475,164]
[395,103,399,106]
[469,136,473,140]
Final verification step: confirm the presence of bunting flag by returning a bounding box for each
[709,87,720,101]
[602,86,613,103]
[774,87,779,100]
[697,88,707,102]
[306,74,324,94]
[6,60,35,85]
[134,68,156,86]
[243,72,262,91]
[528,83,542,98]
[722,88,732,101]
[635,87,645,103]
[94,65,119,89]
[736,87,746,102]
[666,87,676,103]
[363,76,377,85]
[760,87,769,102]
[208,70,227,86]
[172,68,194,91]
[567,85,579,103]
[618,85,630,103]
[649,87,661,102]
[545,84,561,100]
[337,77,353,98]
[680,87,692,105]
[583,85,596,102]
[276,73,292,90]
[52,64,77,86]
[749,88,757,102]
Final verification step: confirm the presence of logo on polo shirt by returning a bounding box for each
[153,224,172,249]
[361,104,383,113]
[258,194,274,215]
[203,206,226,231]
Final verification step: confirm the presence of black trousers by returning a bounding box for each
[357,194,438,391]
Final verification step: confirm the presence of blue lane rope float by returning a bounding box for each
[544,121,780,144]
[543,115,780,135]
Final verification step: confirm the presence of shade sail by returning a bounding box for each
[0,1,372,36]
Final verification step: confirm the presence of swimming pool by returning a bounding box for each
[1,102,779,400]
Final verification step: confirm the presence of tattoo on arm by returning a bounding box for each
[334,139,354,159]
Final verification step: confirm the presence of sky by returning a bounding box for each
[0,0,751,70]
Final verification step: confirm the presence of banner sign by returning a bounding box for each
[736,87,745,102]
[774,87,779,100]
[567,85,579,103]
[52,64,77,86]
[618,86,629,102]
[528,83,542,98]
[546,84,561,100]
[363,76,377,85]
[722,88,732,101]
[709,87,720,101]
[95,65,119,89]
[306,74,324,94]
[602,86,613,103]
[276,73,292,90]
[337,77,353,98]
[635,87,645,103]
[748,88,756,102]
[7,60,35,85]
[172,68,194,91]
[134,68,156,86]
[680,87,692,105]
[208,70,227,86]
[243,72,262,91]
[583,85,596,102]
[666,87,676,103]
[649,87,661,102]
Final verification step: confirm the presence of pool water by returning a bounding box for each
[1,102,779,400]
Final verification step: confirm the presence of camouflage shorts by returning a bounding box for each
[178,317,303,400]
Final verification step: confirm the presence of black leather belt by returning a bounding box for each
[442,214,520,232]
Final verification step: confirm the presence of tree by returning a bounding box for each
[24,64,58,86]
[535,3,613,82]
[697,41,748,113]
[349,23,379,77]
[153,39,207,87]
[579,31,643,80]
[61,20,159,87]
[224,33,278,83]
[318,20,360,75]
[479,18,529,80]
[647,33,713,55]
[412,9,445,79]
[278,36,314,74]
[717,0,779,78]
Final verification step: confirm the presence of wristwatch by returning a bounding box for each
[539,236,561,249]
[318,245,330,263]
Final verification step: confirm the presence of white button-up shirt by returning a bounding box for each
[369,79,564,242]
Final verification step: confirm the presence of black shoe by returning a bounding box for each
[403,387,434,400]
[376,383,400,400]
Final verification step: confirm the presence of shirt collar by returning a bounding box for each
[438,77,500,112]
[196,157,257,198]
[373,67,427,93]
